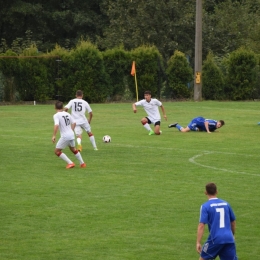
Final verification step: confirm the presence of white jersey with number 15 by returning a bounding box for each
[65,98,92,125]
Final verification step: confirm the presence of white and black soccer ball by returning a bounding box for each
[103,135,111,143]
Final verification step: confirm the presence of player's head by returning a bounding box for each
[76,90,83,97]
[144,90,151,101]
[55,101,63,110]
[205,182,217,195]
[217,120,225,128]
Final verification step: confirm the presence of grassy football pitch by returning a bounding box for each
[0,101,260,260]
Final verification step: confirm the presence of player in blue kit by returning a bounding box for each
[168,116,224,133]
[196,183,238,260]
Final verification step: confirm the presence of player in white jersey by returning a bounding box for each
[64,90,98,151]
[132,90,167,135]
[52,101,86,169]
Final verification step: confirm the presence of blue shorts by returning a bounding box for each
[187,117,204,131]
[200,241,238,260]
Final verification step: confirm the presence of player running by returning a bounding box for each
[52,101,86,169]
[132,90,167,135]
[168,116,224,133]
[64,90,98,151]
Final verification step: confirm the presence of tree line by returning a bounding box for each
[1,0,260,61]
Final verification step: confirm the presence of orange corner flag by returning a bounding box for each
[131,61,136,76]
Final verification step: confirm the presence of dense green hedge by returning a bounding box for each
[225,48,258,100]
[0,42,260,102]
[165,50,193,99]
[202,52,224,100]
[130,46,164,100]
[103,47,131,100]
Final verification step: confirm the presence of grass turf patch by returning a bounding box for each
[0,101,260,259]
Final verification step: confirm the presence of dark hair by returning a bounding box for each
[144,90,151,95]
[206,182,217,195]
[55,101,63,110]
[219,120,225,126]
[76,90,83,97]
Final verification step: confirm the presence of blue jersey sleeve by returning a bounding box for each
[205,119,217,132]
[199,205,209,224]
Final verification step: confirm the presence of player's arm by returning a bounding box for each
[160,105,167,121]
[196,222,205,254]
[204,121,211,133]
[52,125,59,143]
[88,111,93,124]
[231,220,236,238]
[64,101,71,112]
[71,122,76,131]
[132,103,137,113]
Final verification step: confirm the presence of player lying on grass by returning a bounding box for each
[132,90,167,135]
[168,116,224,133]
[52,101,86,169]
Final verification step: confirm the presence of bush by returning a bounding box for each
[130,46,164,99]
[103,46,131,100]
[166,50,193,99]
[18,45,51,101]
[202,52,224,100]
[224,47,258,100]
[0,50,20,102]
[65,41,109,103]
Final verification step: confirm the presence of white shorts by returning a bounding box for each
[56,137,75,149]
[74,123,91,136]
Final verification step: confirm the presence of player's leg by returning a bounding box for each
[69,140,86,168]
[82,123,98,150]
[218,243,238,260]
[154,121,162,135]
[74,126,83,151]
[88,132,98,150]
[55,138,75,168]
[179,126,191,132]
[141,117,153,134]
[168,122,190,132]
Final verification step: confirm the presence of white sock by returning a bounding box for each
[77,137,81,145]
[143,123,152,131]
[75,151,84,164]
[59,153,73,164]
[89,135,97,148]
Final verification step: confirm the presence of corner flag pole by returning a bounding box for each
[131,61,138,101]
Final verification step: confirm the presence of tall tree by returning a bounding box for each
[100,0,195,60]
[203,0,260,57]
[0,0,109,51]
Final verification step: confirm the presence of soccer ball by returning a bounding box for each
[103,135,111,143]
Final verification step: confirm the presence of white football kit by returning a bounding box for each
[65,98,92,135]
[135,98,162,124]
[53,111,75,149]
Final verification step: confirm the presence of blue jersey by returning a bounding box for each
[188,117,218,132]
[199,198,236,244]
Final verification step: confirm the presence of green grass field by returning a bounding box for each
[1,101,260,260]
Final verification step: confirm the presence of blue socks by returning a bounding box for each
[176,124,183,131]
